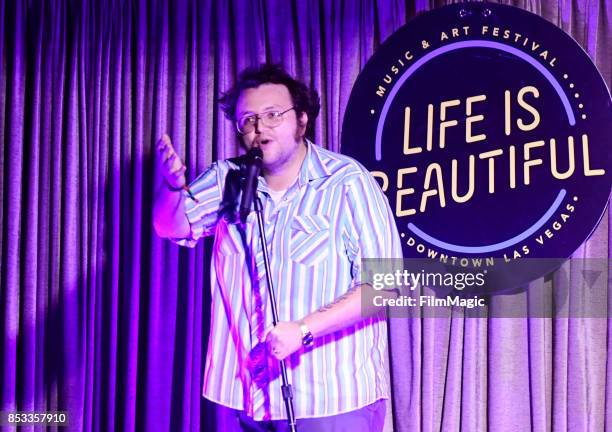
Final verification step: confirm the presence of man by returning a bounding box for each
[153,64,401,431]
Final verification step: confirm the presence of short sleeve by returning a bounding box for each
[342,169,403,286]
[170,162,225,248]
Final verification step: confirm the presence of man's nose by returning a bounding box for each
[253,117,262,134]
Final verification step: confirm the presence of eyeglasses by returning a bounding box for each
[235,106,295,134]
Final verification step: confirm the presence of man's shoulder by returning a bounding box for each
[310,143,370,182]
[204,157,242,176]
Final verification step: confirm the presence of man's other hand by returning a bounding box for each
[263,322,303,361]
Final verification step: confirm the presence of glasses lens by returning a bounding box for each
[237,116,255,134]
[261,111,282,128]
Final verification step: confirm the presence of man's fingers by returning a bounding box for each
[157,134,175,160]
[172,165,187,177]
[160,133,172,147]
[157,134,171,151]
[157,147,172,166]
[170,165,186,179]
[155,134,187,189]
[164,154,183,171]
[164,150,176,163]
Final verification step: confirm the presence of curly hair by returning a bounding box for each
[219,64,320,139]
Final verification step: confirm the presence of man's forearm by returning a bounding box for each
[302,284,381,339]
[152,184,190,238]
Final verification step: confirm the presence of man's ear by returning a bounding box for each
[298,111,308,136]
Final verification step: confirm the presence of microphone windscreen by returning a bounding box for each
[246,147,263,166]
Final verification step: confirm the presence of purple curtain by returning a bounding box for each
[1,0,609,431]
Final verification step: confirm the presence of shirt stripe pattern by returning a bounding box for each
[173,141,402,420]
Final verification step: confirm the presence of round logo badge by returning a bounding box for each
[342,3,611,292]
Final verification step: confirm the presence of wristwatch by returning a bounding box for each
[298,320,314,347]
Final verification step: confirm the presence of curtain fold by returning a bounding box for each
[1,1,609,431]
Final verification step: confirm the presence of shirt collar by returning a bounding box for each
[298,139,332,187]
[258,139,332,192]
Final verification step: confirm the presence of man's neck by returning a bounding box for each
[263,140,308,191]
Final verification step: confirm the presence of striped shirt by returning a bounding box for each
[173,141,402,420]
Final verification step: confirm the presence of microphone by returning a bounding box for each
[239,147,263,223]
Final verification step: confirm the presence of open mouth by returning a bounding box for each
[256,138,272,146]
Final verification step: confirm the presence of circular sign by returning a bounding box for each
[342,3,611,293]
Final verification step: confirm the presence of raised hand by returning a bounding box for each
[156,134,186,189]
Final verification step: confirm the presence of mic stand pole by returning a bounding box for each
[253,196,298,432]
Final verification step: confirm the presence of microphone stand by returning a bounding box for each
[253,195,298,432]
